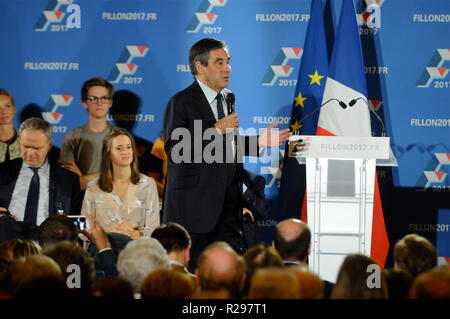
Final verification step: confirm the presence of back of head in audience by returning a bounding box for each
[196,241,245,299]
[90,278,134,299]
[0,239,41,273]
[6,254,62,296]
[192,288,230,299]
[393,233,437,278]
[409,266,450,299]
[38,214,79,248]
[14,275,72,299]
[151,222,191,265]
[140,268,195,299]
[0,239,41,292]
[43,241,95,298]
[331,254,388,299]
[117,237,170,292]
[273,218,311,263]
[383,268,413,299]
[242,245,283,297]
[247,267,301,299]
[243,245,284,269]
[290,268,324,299]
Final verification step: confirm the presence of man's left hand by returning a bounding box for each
[258,122,292,148]
[0,207,16,219]
[243,208,255,224]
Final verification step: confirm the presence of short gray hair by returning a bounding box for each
[19,117,53,141]
[117,237,170,292]
[189,38,227,76]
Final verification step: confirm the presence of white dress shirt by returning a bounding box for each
[197,79,236,159]
[9,160,50,225]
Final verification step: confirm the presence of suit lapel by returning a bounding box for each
[48,163,56,215]
[2,159,22,209]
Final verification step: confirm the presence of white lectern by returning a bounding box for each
[288,135,390,283]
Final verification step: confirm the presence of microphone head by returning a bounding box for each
[227,92,235,105]
[226,92,235,114]
[338,101,347,109]
[349,99,357,107]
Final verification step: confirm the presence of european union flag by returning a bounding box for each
[278,0,329,220]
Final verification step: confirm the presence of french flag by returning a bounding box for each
[316,0,389,267]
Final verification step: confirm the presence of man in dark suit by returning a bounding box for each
[151,222,195,278]
[273,218,334,298]
[241,169,268,248]
[0,117,82,241]
[163,38,291,271]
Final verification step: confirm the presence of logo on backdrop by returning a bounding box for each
[186,0,227,33]
[357,0,384,32]
[416,49,450,88]
[41,94,73,134]
[416,153,450,188]
[107,46,149,84]
[261,47,303,86]
[34,0,81,32]
[260,148,285,189]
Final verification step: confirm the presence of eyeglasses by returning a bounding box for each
[86,96,112,104]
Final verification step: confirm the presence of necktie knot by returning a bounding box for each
[30,167,39,174]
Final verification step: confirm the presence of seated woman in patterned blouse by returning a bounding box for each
[82,127,160,238]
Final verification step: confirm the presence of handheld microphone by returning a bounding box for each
[226,92,235,115]
[348,97,386,137]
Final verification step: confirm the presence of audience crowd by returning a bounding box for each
[0,216,448,299]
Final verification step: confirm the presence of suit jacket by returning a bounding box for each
[241,169,268,248]
[163,81,259,234]
[0,158,82,217]
[241,169,267,221]
[171,262,196,279]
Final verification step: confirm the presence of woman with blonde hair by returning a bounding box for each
[0,239,41,298]
[82,127,159,238]
[0,89,20,163]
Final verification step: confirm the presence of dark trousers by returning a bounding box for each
[188,165,247,273]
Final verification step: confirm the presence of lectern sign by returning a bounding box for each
[288,135,391,283]
[289,135,390,160]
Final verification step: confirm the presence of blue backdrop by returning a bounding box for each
[1,0,449,266]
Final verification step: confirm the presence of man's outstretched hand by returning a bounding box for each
[258,122,292,148]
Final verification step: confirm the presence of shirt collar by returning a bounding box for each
[197,79,227,105]
[22,158,50,172]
